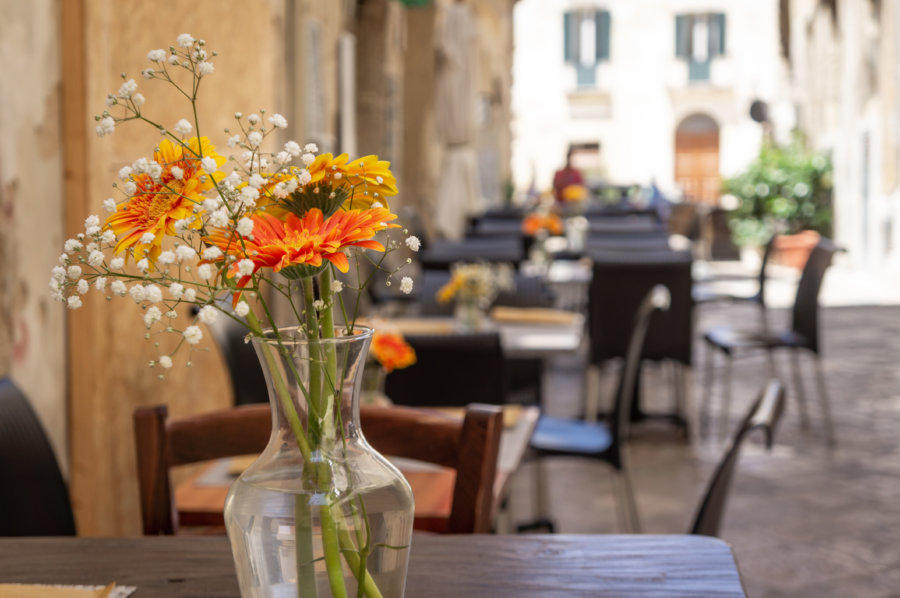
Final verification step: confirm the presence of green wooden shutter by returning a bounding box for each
[564,12,575,63]
[715,13,726,55]
[675,15,687,58]
[596,10,611,60]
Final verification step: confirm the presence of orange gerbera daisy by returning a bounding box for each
[371,331,416,372]
[206,207,399,289]
[105,137,225,262]
[522,213,564,236]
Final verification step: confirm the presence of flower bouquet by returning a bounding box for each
[50,34,419,598]
[435,262,515,330]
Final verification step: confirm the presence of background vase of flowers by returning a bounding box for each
[361,330,417,405]
[435,262,515,330]
[50,34,418,597]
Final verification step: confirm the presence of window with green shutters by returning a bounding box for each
[675,12,726,83]
[564,9,611,88]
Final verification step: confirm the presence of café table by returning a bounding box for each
[0,534,747,597]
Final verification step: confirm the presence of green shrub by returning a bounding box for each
[723,137,833,247]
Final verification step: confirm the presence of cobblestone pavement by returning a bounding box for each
[503,266,900,598]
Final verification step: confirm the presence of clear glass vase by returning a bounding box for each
[224,326,415,598]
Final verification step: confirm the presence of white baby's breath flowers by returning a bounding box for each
[238,187,259,208]
[174,119,193,136]
[285,141,302,156]
[96,116,115,137]
[136,258,150,273]
[197,61,215,76]
[118,79,137,99]
[103,198,117,213]
[248,173,265,189]
[144,284,163,304]
[197,263,213,279]
[183,288,197,302]
[313,299,325,310]
[51,266,66,283]
[183,325,203,345]
[268,114,288,128]
[177,33,195,48]
[88,250,105,267]
[118,166,132,180]
[197,305,218,325]
[67,265,82,280]
[147,161,163,180]
[236,217,254,237]
[94,277,106,292]
[123,181,137,195]
[64,239,82,253]
[158,250,176,265]
[247,113,260,125]
[76,279,90,295]
[110,280,127,296]
[158,355,173,369]
[147,49,166,63]
[275,151,292,165]
[236,259,255,277]
[301,153,315,166]
[209,208,229,228]
[129,284,146,303]
[201,246,223,260]
[67,295,83,310]
[169,282,185,300]
[331,280,344,293]
[133,93,146,107]
[109,257,125,270]
[304,143,318,153]
[201,157,218,173]
[400,276,414,295]
[144,306,162,328]
[234,301,250,317]
[247,131,263,148]
[170,166,184,180]
[227,134,240,148]
[405,236,421,252]
[140,232,156,245]
[202,197,221,212]
[175,245,196,262]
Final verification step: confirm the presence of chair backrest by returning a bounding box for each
[690,379,786,537]
[753,233,778,308]
[133,402,502,535]
[0,378,76,536]
[587,249,694,366]
[384,331,507,408]
[609,285,671,454]
[790,238,839,353]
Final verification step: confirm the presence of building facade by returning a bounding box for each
[511,0,790,204]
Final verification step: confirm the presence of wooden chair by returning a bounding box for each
[133,403,503,535]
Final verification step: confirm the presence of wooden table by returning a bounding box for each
[176,406,540,531]
[0,535,747,597]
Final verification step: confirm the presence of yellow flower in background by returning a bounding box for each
[561,183,588,202]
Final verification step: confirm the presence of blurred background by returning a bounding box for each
[1,0,897,569]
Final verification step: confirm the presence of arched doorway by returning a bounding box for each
[674,113,720,204]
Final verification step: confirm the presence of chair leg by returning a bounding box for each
[516,456,556,533]
[672,361,690,440]
[813,355,836,447]
[700,342,716,433]
[789,350,811,428]
[722,353,733,436]
[612,465,641,533]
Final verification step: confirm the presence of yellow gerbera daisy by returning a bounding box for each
[308,153,398,210]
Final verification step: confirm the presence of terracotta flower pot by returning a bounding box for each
[772,230,820,270]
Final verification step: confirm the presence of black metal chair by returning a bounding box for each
[691,379,786,536]
[384,331,508,408]
[587,249,694,431]
[525,285,671,533]
[701,238,840,445]
[0,378,76,536]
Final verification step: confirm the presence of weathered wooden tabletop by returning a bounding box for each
[0,534,746,597]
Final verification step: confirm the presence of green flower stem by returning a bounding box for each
[303,278,324,440]
[295,494,319,598]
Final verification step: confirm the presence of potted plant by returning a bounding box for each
[723,135,833,268]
